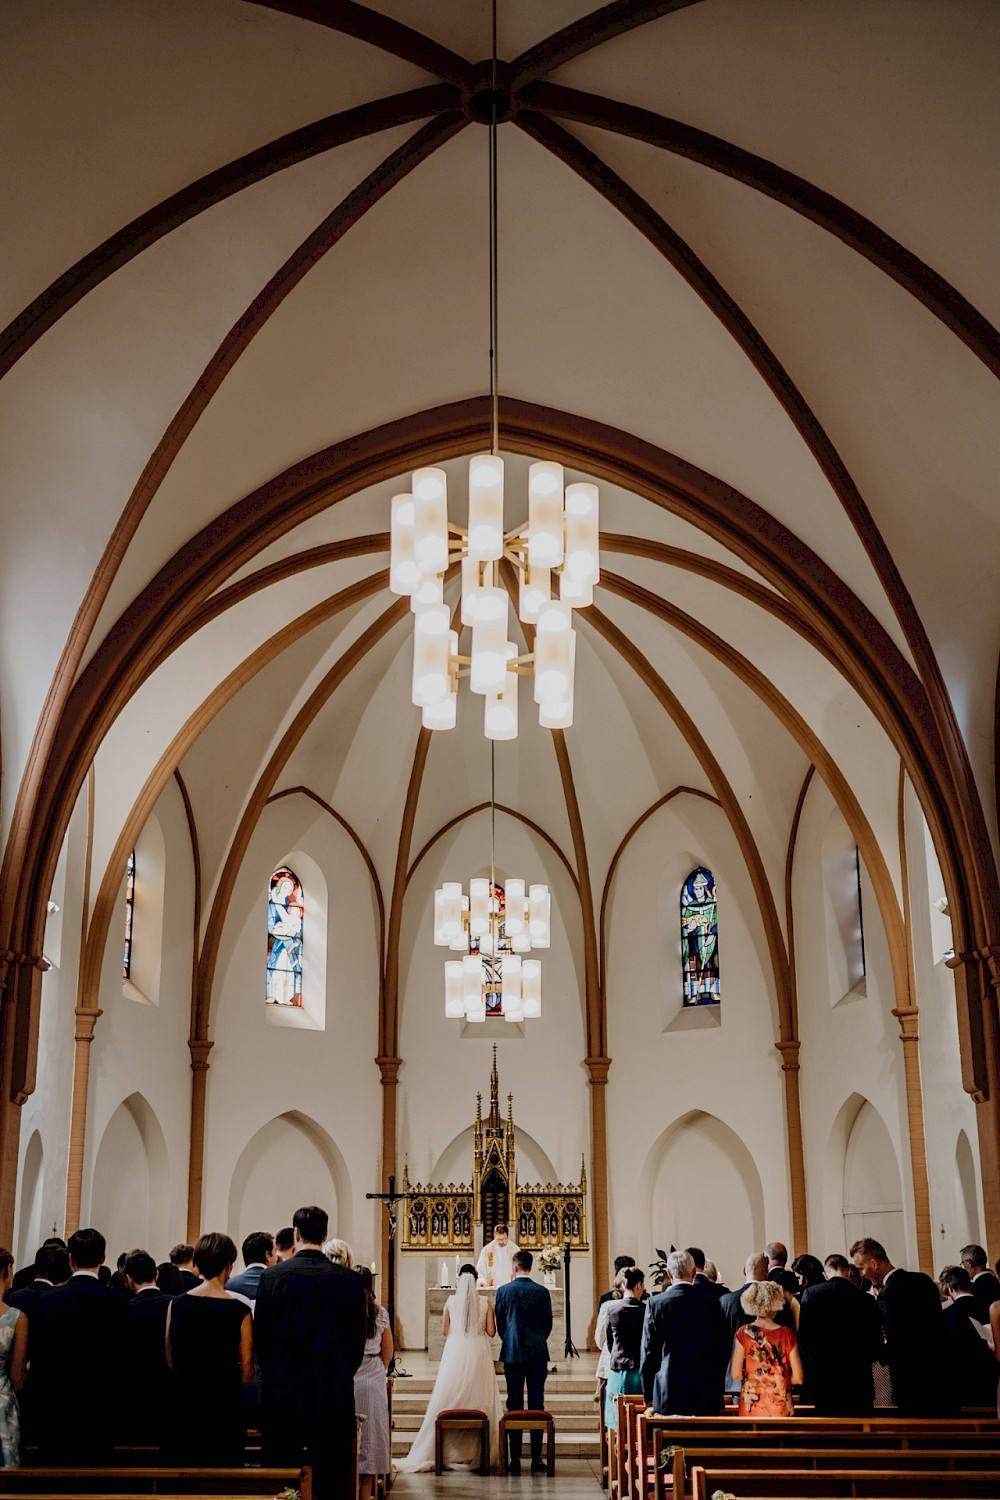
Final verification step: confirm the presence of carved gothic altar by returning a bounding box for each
[400,1046,589,1254]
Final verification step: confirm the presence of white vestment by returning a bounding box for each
[476,1237,519,1287]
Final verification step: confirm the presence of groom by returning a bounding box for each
[494,1249,553,1474]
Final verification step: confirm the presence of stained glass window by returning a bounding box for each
[122,849,135,980]
[266,866,304,1007]
[472,882,505,1018]
[681,866,720,1005]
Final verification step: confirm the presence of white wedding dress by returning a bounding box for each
[395,1274,504,1471]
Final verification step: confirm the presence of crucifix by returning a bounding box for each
[365,1173,410,1346]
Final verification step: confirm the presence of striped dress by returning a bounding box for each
[354,1305,391,1475]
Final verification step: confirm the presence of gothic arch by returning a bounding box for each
[227,1110,352,1247]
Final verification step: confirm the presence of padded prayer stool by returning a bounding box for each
[499,1409,556,1475]
[434,1408,491,1475]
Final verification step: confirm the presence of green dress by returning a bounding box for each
[0,1306,21,1466]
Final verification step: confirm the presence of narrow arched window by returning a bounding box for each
[122,849,136,980]
[681,866,720,1005]
[266,866,304,1007]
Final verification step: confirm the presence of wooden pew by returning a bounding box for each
[613,1394,646,1500]
[690,1467,1000,1499]
[0,1472,307,1497]
[659,1431,1000,1499]
[635,1414,1000,1500]
[668,1448,1000,1500]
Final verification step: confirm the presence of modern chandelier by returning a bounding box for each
[433,735,548,1023]
[389,8,599,740]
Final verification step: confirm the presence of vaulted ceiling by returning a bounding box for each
[3,0,999,1044]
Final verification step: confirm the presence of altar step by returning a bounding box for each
[389,1366,602,1459]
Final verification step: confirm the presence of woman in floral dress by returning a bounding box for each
[0,1250,21,1465]
[730,1281,803,1416]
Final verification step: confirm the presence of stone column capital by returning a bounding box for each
[376,1055,403,1086]
[891,1006,920,1040]
[584,1055,612,1086]
[188,1038,214,1071]
[73,1007,103,1043]
[775,1038,801,1071]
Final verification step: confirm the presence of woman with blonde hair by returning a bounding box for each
[322,1238,353,1268]
[730,1280,802,1416]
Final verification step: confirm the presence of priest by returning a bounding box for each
[476,1223,520,1288]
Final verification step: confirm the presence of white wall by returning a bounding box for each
[605,794,786,1291]
[205,796,382,1267]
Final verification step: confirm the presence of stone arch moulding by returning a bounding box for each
[226,1110,352,1246]
[89,1091,171,1257]
[639,1109,766,1282]
[823,1093,906,1263]
[2,399,997,1244]
[16,1129,44,1269]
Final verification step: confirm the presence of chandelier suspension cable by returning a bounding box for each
[489,0,499,458]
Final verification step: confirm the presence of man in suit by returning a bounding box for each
[227,1231,275,1303]
[765,1241,799,1295]
[685,1246,729,1299]
[640,1249,726,1416]
[795,1253,885,1414]
[253,1205,367,1500]
[939,1265,999,1407]
[274,1227,295,1261]
[494,1248,553,1474]
[7,1242,70,1316]
[959,1244,1000,1326]
[121,1248,171,1450]
[851,1236,954,1415]
[598,1255,636,1308]
[169,1243,200,1291]
[8,1238,68,1299]
[26,1227,130,1461]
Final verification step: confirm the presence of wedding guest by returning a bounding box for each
[164,1232,253,1464]
[731,1281,802,1415]
[169,1244,200,1292]
[960,1245,1000,1326]
[274,1227,295,1261]
[353,1267,392,1499]
[603,1268,645,1429]
[939,1265,999,1407]
[641,1249,726,1416]
[121,1249,170,1449]
[598,1255,636,1307]
[7,1243,70,1315]
[766,1241,800,1295]
[227,1232,275,1303]
[792,1254,826,1295]
[156,1262,185,1297]
[0,1252,21,1466]
[687,1246,729,1299]
[8,1239,65,1298]
[254,1205,367,1498]
[323,1238,353,1269]
[795,1254,884,1414]
[851,1237,953,1415]
[594,1267,624,1398]
[704,1261,721,1285]
[24,1227,129,1461]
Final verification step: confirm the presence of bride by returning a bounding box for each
[395,1263,504,1471]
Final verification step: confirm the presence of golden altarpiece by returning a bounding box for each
[400,1047,588,1255]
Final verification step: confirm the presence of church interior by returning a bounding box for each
[1,0,999,1362]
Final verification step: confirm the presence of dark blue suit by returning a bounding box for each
[494,1275,552,1466]
[640,1280,726,1415]
[227,1262,267,1301]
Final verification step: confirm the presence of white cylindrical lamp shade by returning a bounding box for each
[411,575,445,612]
[522,959,542,1017]
[528,884,551,948]
[412,467,449,576]
[467,454,504,560]
[390,494,420,595]
[485,654,518,741]
[563,482,599,586]
[519,562,551,624]
[411,604,451,707]
[533,602,574,706]
[559,570,593,609]
[470,587,508,695]
[437,882,463,944]
[504,878,526,936]
[469,878,490,938]
[538,632,575,728]
[461,557,485,625]
[502,953,522,1014]
[528,462,564,569]
[445,962,465,1017]
[463,953,484,1017]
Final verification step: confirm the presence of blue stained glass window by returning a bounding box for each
[122,850,135,980]
[681,867,720,1005]
[267,867,304,1007]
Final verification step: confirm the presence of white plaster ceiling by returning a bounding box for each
[4,0,998,946]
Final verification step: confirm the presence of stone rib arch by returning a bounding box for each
[89,1091,170,1256]
[227,1110,352,1249]
[639,1109,766,1285]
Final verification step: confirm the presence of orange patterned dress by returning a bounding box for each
[735,1322,797,1416]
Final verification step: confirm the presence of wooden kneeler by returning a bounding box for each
[434,1408,491,1475]
[499,1410,556,1476]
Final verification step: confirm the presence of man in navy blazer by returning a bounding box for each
[640,1249,726,1415]
[227,1230,275,1303]
[494,1249,553,1474]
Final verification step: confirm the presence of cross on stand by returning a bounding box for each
[366,1173,410,1375]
